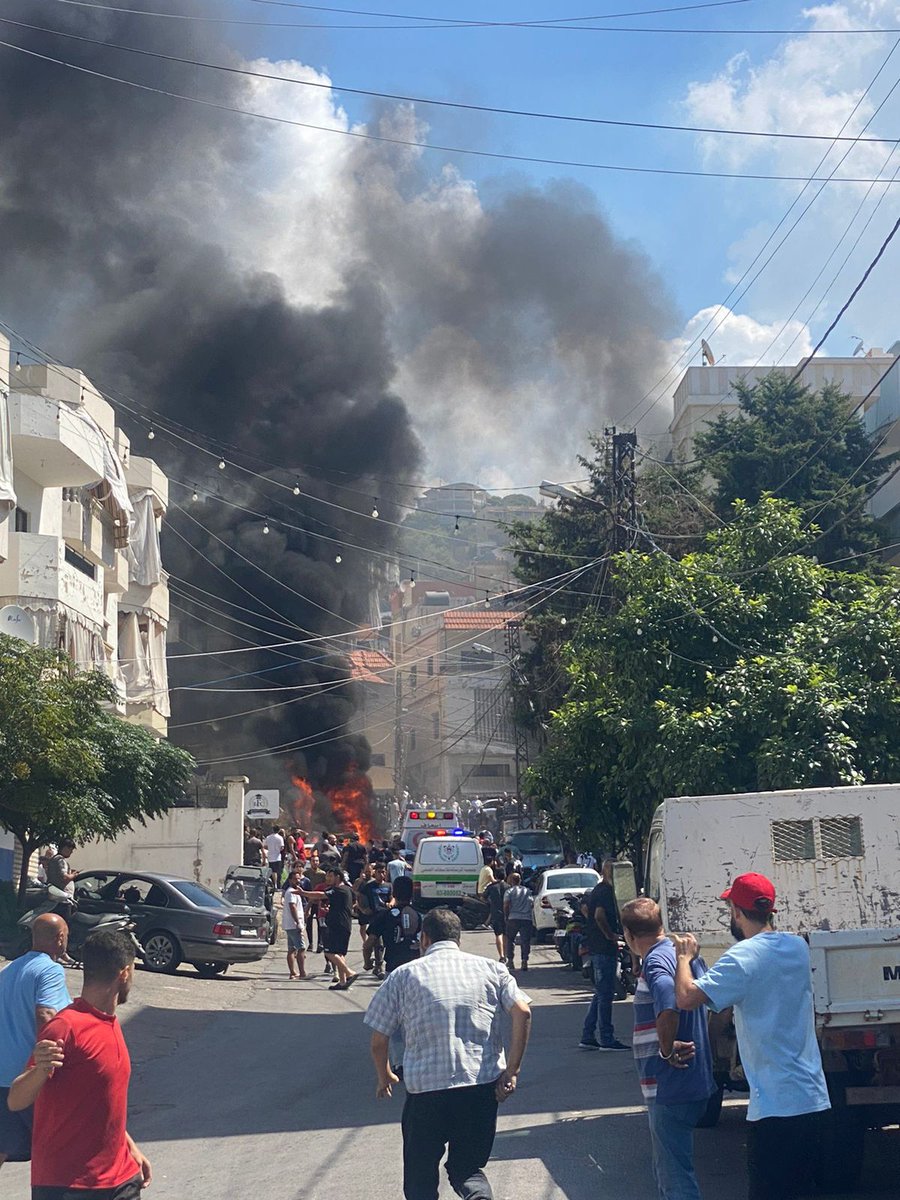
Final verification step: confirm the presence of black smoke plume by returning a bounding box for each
[0,0,676,790]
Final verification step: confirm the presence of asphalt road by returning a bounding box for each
[3,932,896,1199]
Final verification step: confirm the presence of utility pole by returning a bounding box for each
[505,620,530,822]
[393,665,404,801]
[604,427,638,552]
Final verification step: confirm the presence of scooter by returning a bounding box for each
[14,885,140,963]
[553,892,588,971]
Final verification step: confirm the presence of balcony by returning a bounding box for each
[122,575,169,623]
[7,390,107,488]
[0,532,105,627]
[125,455,168,513]
[104,552,130,596]
[61,498,117,570]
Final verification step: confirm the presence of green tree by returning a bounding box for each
[0,635,194,897]
[526,498,900,848]
[695,372,894,564]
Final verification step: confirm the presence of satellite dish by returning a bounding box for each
[701,339,716,366]
[0,605,38,645]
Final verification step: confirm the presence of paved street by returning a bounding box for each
[4,932,896,1199]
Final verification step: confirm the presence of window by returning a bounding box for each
[409,665,417,690]
[14,507,29,533]
[460,648,494,672]
[771,816,864,862]
[432,713,440,739]
[545,871,598,892]
[468,763,511,778]
[645,831,663,903]
[427,657,434,676]
[409,730,417,751]
[114,877,169,907]
[64,545,96,579]
[772,820,815,862]
[473,688,514,742]
[370,753,386,767]
[170,880,229,910]
[819,816,864,858]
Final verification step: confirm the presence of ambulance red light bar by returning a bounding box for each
[409,812,419,819]
[443,812,454,820]
[434,829,448,836]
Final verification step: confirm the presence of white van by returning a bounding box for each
[412,835,482,906]
[401,806,462,856]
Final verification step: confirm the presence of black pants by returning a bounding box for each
[505,919,532,964]
[747,1111,825,1200]
[33,1173,144,1200]
[401,1082,499,1200]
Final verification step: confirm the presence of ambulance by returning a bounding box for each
[412,834,482,906]
[400,806,462,855]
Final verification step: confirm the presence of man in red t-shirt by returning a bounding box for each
[9,928,151,1200]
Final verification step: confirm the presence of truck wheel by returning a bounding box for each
[695,1084,725,1129]
[812,1110,865,1194]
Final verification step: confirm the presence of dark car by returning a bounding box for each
[73,869,270,977]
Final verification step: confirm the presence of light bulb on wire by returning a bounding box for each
[371,499,379,519]
[453,516,460,535]
[335,554,342,564]
[147,426,155,441]
[262,520,270,535]
[218,460,226,471]
[293,482,301,496]
[14,353,21,373]
[538,542,545,552]
[191,491,199,503]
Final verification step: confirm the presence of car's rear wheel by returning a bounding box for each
[141,930,182,974]
[193,962,229,978]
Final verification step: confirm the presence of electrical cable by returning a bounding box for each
[2,35,899,184]
[5,15,898,148]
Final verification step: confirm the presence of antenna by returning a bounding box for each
[701,338,716,366]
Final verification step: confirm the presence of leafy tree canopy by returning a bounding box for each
[695,372,894,565]
[526,498,900,851]
[0,635,194,895]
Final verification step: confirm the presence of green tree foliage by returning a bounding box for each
[0,635,194,896]
[695,372,894,564]
[527,499,900,849]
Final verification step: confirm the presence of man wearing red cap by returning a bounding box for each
[671,872,829,1200]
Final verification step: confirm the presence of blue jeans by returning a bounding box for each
[646,1099,708,1200]
[581,953,616,1045]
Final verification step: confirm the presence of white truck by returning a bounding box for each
[645,784,900,1191]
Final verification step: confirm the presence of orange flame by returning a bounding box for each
[291,776,316,831]
[326,766,377,842]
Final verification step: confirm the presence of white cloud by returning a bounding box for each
[670,306,814,368]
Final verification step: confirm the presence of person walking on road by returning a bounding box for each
[0,914,72,1172]
[265,826,285,887]
[9,928,152,1200]
[620,898,714,1200]
[365,908,532,1200]
[484,868,507,963]
[673,871,830,1200]
[503,873,533,971]
[579,859,628,1051]
[308,866,358,990]
[282,868,308,980]
[303,851,327,952]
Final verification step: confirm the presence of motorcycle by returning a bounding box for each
[615,937,638,1000]
[14,885,140,963]
[553,892,588,971]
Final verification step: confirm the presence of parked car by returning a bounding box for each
[222,864,277,944]
[531,867,600,938]
[501,829,564,878]
[73,869,269,976]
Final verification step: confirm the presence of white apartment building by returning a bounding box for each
[0,333,170,733]
[669,347,897,463]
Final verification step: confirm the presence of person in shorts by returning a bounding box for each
[484,866,508,963]
[281,868,308,980]
[308,867,357,990]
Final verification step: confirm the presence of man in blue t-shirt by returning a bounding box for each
[621,898,714,1200]
[673,871,830,1200]
[0,913,72,1169]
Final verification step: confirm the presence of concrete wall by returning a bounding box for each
[77,778,248,892]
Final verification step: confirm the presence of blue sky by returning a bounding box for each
[235,0,896,340]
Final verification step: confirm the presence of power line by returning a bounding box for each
[43,0,897,34]
[5,16,898,147]
[2,35,900,184]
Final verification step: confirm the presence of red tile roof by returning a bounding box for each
[442,611,525,631]
[347,649,394,685]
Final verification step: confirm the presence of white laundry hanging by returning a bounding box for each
[125,489,162,586]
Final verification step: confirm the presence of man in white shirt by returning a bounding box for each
[265,827,285,885]
[281,868,308,980]
[365,908,532,1200]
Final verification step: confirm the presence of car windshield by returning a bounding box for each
[171,880,230,910]
[511,833,562,854]
[546,871,599,891]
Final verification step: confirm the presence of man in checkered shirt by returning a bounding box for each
[365,907,532,1200]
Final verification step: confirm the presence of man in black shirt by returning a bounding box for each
[579,860,628,1051]
[366,875,420,974]
[342,833,370,883]
[361,864,391,978]
[310,867,357,991]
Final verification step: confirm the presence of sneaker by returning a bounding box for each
[598,1039,630,1051]
[578,1039,601,1050]
[373,969,385,980]
[520,963,529,971]
[344,973,360,988]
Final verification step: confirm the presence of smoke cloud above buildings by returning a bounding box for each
[0,1,676,788]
